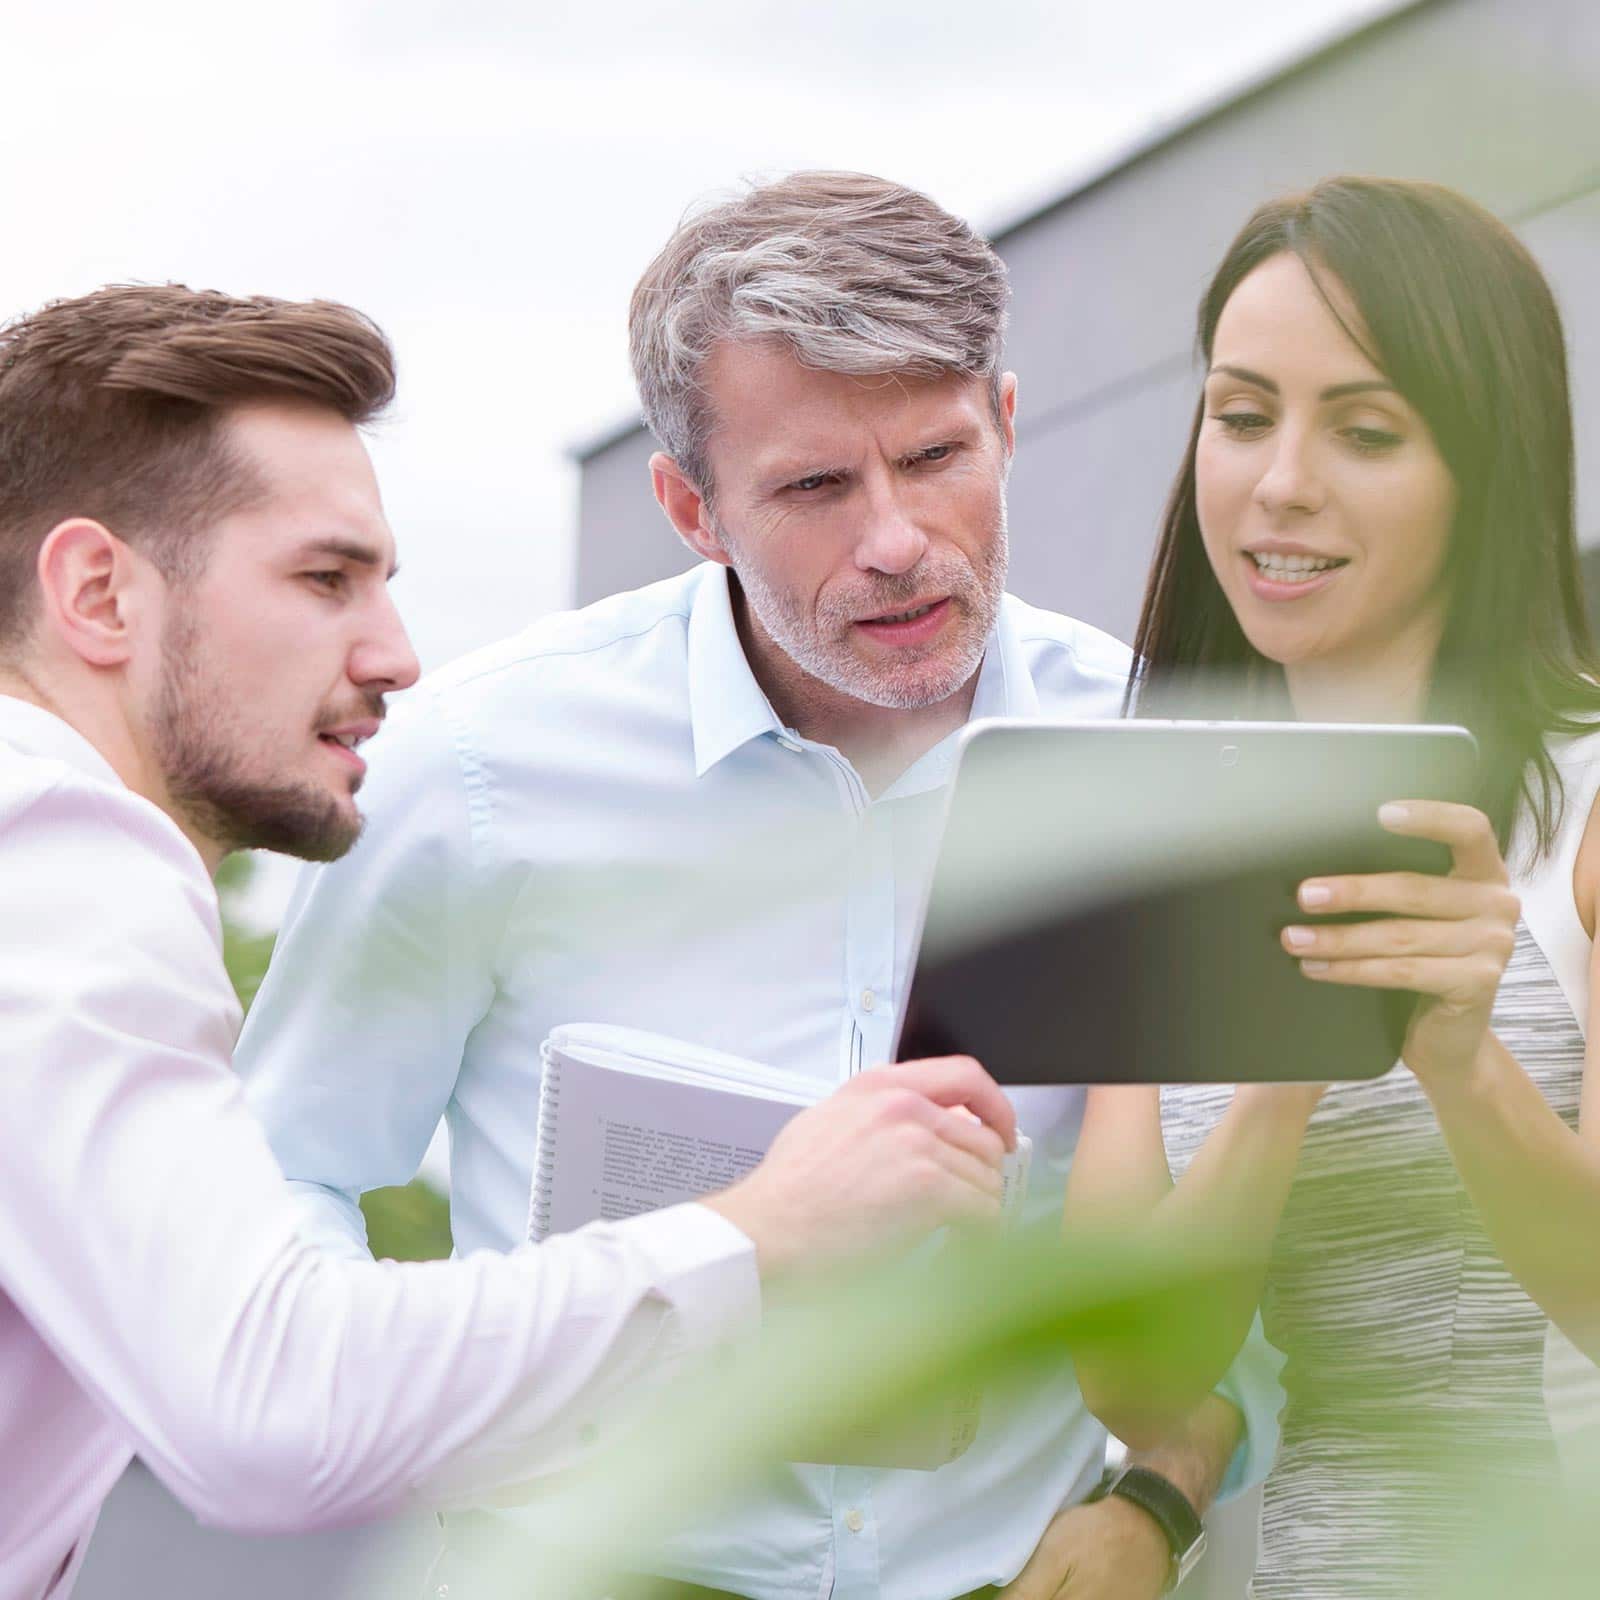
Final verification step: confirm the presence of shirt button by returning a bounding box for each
[845,1508,865,1533]
[860,988,876,1013]
[578,1422,599,1446]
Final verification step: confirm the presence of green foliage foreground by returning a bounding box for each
[346,1211,1600,1599]
[211,842,1600,1596]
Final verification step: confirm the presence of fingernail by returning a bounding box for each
[1379,802,1410,826]
[1302,959,1330,975]
[1283,926,1316,949]
[1299,883,1332,908]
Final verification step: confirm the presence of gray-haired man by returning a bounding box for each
[239,172,1280,1599]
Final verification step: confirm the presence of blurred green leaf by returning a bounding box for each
[216,853,278,1014]
[361,1181,454,1262]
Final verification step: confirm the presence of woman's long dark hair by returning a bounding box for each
[1131,176,1600,857]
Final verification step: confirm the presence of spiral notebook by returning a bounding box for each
[527,1022,1031,1469]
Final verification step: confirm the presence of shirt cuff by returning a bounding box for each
[1210,1311,1286,1503]
[620,1200,761,1351]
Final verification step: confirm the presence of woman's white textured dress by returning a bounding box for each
[1161,731,1600,1596]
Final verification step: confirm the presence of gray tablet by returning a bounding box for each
[893,719,1479,1084]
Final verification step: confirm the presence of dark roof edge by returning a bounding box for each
[982,0,1437,248]
[568,410,647,464]
[571,0,1440,465]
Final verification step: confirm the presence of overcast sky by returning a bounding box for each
[3,0,1397,674]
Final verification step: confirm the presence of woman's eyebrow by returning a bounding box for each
[1319,379,1399,401]
[1206,365,1398,403]
[1208,363,1277,393]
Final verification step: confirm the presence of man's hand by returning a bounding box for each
[997,1496,1171,1600]
[1002,1397,1239,1599]
[704,1056,1016,1276]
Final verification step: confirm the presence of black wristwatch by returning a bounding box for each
[1086,1464,1207,1593]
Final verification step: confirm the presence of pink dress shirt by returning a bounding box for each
[0,695,758,1600]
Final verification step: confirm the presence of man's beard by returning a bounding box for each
[724,508,1009,711]
[153,614,366,863]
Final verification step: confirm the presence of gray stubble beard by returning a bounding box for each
[723,508,1010,712]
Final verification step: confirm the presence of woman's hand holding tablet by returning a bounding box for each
[1283,799,1519,1085]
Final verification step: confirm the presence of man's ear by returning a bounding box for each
[34,519,148,668]
[649,452,730,567]
[997,371,1018,458]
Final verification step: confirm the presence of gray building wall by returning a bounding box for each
[576,0,1600,643]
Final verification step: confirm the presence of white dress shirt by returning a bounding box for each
[0,694,758,1600]
[239,563,1283,1600]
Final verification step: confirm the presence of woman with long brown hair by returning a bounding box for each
[1067,176,1600,1596]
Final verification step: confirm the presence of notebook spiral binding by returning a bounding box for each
[526,1054,563,1244]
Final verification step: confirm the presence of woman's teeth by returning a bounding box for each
[1250,553,1344,584]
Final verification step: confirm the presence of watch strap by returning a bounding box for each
[1090,1465,1207,1592]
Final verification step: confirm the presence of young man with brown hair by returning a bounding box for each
[0,283,1015,1600]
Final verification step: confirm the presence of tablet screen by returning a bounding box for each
[895,721,1478,1084]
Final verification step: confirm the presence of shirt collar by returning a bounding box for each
[878,597,1040,801]
[687,564,786,777]
[686,569,1043,779]
[0,694,123,787]
[970,594,1041,722]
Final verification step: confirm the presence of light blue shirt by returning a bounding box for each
[239,561,1282,1600]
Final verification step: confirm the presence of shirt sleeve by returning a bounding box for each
[1209,1311,1285,1501]
[236,685,497,1255]
[0,775,759,1533]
